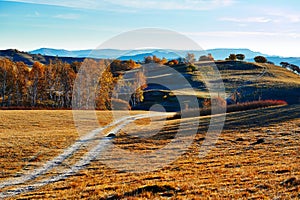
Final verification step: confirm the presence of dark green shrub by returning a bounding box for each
[254,56,267,63]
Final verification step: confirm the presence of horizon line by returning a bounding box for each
[0,47,289,58]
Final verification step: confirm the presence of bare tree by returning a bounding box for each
[186,53,196,64]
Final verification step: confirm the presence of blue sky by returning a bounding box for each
[0,0,300,56]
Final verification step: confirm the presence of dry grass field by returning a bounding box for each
[0,104,299,199]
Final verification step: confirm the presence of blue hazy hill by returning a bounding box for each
[26,48,300,66]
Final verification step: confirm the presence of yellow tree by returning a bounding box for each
[59,62,76,108]
[131,70,147,107]
[0,59,14,106]
[45,60,76,108]
[96,66,115,110]
[12,61,29,106]
[185,53,195,64]
[28,62,45,107]
[73,59,99,109]
[43,60,56,106]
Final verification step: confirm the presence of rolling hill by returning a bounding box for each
[119,60,300,112]
[0,49,85,66]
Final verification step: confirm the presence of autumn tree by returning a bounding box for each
[43,60,55,106]
[48,60,76,108]
[96,66,115,110]
[130,70,147,108]
[28,62,45,106]
[207,53,214,61]
[70,61,82,73]
[199,55,210,61]
[152,55,161,63]
[167,59,179,66]
[0,59,14,106]
[0,57,149,109]
[127,59,138,69]
[110,59,138,74]
[199,53,214,61]
[228,54,237,61]
[202,97,226,108]
[186,53,196,64]
[144,56,153,64]
[12,62,29,106]
[160,57,168,65]
[72,59,107,109]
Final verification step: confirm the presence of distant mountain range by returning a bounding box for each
[30,48,268,60]
[0,48,299,66]
[29,48,300,66]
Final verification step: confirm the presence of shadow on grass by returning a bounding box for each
[222,104,300,130]
[105,185,178,199]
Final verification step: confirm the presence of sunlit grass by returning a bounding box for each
[1,105,299,199]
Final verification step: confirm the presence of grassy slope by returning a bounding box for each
[129,61,300,111]
[1,105,299,199]
[212,61,300,104]
[0,49,85,66]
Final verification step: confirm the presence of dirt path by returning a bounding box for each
[0,112,172,198]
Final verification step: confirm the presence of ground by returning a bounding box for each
[0,105,299,199]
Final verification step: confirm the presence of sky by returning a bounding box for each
[0,0,300,57]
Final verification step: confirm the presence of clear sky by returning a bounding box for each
[0,0,300,57]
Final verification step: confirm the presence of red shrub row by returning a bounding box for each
[171,100,287,119]
[226,100,287,113]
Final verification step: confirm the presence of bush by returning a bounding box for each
[254,56,267,63]
[186,64,197,72]
[199,54,214,61]
[228,54,237,61]
[199,55,210,61]
[280,62,289,68]
[226,100,287,113]
[202,97,226,108]
[236,54,245,61]
[167,59,179,66]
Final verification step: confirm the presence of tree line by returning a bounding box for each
[0,58,146,109]
[280,62,300,74]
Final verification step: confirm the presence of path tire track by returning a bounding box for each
[0,112,172,199]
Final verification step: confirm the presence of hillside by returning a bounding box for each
[126,61,300,111]
[265,56,300,67]
[214,61,300,104]
[0,49,85,66]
